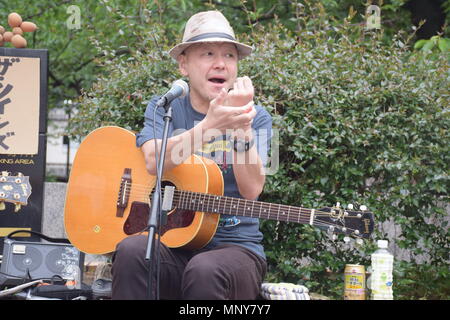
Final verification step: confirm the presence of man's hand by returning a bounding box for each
[225,76,254,108]
[202,88,256,136]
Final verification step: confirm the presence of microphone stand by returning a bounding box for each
[145,97,173,300]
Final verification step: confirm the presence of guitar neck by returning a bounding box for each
[174,189,315,225]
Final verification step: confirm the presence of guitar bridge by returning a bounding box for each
[116,168,132,217]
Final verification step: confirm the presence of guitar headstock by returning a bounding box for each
[0,171,31,212]
[315,203,374,240]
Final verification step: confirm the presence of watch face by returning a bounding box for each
[233,138,251,152]
[236,140,246,151]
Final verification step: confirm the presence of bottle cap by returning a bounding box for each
[377,239,388,248]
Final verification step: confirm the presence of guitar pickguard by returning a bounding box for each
[123,201,196,236]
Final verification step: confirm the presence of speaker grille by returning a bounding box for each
[46,247,66,274]
[12,246,43,272]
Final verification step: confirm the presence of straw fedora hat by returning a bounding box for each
[168,10,252,60]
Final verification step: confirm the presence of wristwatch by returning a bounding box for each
[233,137,255,152]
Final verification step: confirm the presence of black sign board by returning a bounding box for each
[0,48,48,254]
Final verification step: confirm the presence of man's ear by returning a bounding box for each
[178,54,188,77]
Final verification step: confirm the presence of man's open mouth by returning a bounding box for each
[208,77,226,84]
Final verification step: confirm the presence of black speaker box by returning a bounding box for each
[0,238,84,288]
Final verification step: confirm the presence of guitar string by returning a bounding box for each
[122,182,364,219]
[123,181,362,217]
[125,188,347,219]
[119,182,366,234]
[124,186,363,220]
[133,197,361,234]
[121,182,348,217]
[173,189,332,221]
[123,190,362,234]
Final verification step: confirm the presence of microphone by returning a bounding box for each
[155,79,189,109]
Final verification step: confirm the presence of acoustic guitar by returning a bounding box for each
[64,126,374,255]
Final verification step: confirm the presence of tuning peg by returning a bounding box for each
[360,205,367,211]
[356,238,363,245]
[347,203,354,210]
[336,202,341,208]
[343,236,350,243]
[0,201,5,211]
[14,203,21,212]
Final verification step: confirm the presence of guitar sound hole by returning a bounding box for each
[123,202,195,236]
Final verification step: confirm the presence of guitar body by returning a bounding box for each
[64,126,223,254]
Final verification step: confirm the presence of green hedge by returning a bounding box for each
[70,7,449,300]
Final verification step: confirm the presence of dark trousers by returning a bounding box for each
[111,234,267,300]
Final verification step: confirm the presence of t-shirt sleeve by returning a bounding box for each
[135,96,175,147]
[253,106,273,168]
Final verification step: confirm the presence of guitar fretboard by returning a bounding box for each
[174,189,315,225]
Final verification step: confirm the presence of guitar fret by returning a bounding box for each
[191,191,196,211]
[201,193,205,211]
[206,193,210,212]
[187,190,191,210]
[309,209,315,225]
[244,199,251,217]
[195,192,199,211]
[199,192,204,211]
[179,190,184,209]
[208,192,214,212]
[208,194,212,212]
[213,195,219,213]
[258,202,262,218]
[222,195,227,215]
[186,190,191,210]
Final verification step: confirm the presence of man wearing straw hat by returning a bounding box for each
[111,10,273,300]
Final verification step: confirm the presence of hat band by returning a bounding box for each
[186,32,235,42]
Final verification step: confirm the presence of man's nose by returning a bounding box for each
[212,55,226,69]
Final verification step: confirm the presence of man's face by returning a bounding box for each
[178,42,238,105]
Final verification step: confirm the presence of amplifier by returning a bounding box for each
[0,238,84,288]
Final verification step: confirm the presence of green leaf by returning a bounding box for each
[414,39,427,49]
[438,38,450,52]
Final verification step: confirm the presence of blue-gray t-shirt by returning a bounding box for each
[136,94,272,259]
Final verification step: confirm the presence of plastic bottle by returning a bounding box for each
[370,239,394,300]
